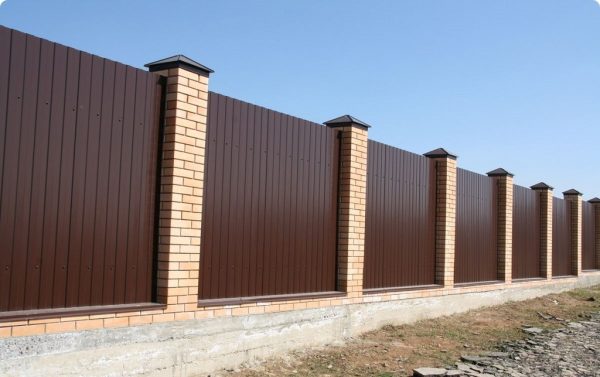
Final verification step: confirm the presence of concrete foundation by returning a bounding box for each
[2,274,600,377]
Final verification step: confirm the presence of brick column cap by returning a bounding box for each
[324,114,371,129]
[423,147,457,160]
[531,182,554,190]
[588,197,600,203]
[145,54,214,77]
[563,189,583,197]
[487,168,514,178]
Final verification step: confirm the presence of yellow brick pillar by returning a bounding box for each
[487,168,514,283]
[590,197,600,270]
[531,182,553,279]
[324,115,369,298]
[146,56,212,310]
[424,148,457,288]
[563,189,583,276]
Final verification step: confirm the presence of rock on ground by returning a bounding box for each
[413,311,600,376]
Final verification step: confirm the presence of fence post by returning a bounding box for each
[424,148,457,288]
[145,56,213,310]
[324,115,369,298]
[487,168,513,283]
[590,198,600,270]
[531,183,553,279]
[564,189,583,276]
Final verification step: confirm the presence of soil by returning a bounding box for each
[226,285,600,377]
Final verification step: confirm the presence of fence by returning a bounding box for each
[0,26,162,313]
[1,25,600,340]
[553,197,572,276]
[455,168,498,284]
[582,201,597,270]
[512,185,541,279]
[364,141,436,290]
[199,92,339,302]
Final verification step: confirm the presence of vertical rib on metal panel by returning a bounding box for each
[455,168,498,283]
[582,201,596,270]
[552,197,572,276]
[199,92,339,300]
[512,185,542,279]
[363,141,436,289]
[0,25,161,312]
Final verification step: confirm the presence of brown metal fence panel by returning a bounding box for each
[512,185,541,279]
[455,168,498,283]
[582,201,597,270]
[0,26,162,312]
[364,141,436,289]
[199,92,339,301]
[552,197,572,276]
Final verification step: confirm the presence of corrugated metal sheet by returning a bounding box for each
[0,26,162,312]
[364,141,436,290]
[455,168,498,283]
[552,197,572,276]
[512,185,541,279]
[582,201,597,270]
[199,92,339,301]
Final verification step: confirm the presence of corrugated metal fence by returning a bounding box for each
[582,201,597,270]
[552,197,572,276]
[364,141,436,290]
[0,26,163,312]
[512,185,541,279]
[199,93,339,302]
[455,168,498,283]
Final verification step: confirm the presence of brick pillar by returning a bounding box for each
[564,189,583,276]
[531,183,553,279]
[487,168,513,283]
[590,198,600,270]
[146,56,213,308]
[425,148,457,288]
[324,115,369,298]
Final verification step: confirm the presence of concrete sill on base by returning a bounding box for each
[363,284,443,295]
[197,291,346,307]
[512,277,546,283]
[453,280,503,288]
[0,302,166,322]
[552,275,577,280]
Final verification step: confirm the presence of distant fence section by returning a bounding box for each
[0,26,163,312]
[582,201,597,270]
[553,197,572,276]
[455,168,498,284]
[512,185,541,279]
[364,141,436,290]
[199,93,340,302]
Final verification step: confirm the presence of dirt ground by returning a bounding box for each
[231,285,600,377]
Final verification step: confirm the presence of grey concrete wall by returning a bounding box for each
[2,275,599,377]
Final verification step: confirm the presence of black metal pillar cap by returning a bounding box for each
[324,115,371,130]
[423,148,457,160]
[563,189,583,196]
[487,168,514,178]
[530,182,554,190]
[145,55,214,77]
[589,197,600,203]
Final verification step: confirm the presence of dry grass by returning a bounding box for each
[233,285,600,377]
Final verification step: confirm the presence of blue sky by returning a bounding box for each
[1,1,599,197]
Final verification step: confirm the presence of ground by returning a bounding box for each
[226,285,600,377]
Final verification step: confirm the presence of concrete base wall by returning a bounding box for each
[2,275,600,377]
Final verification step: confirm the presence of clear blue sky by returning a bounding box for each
[1,1,599,197]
